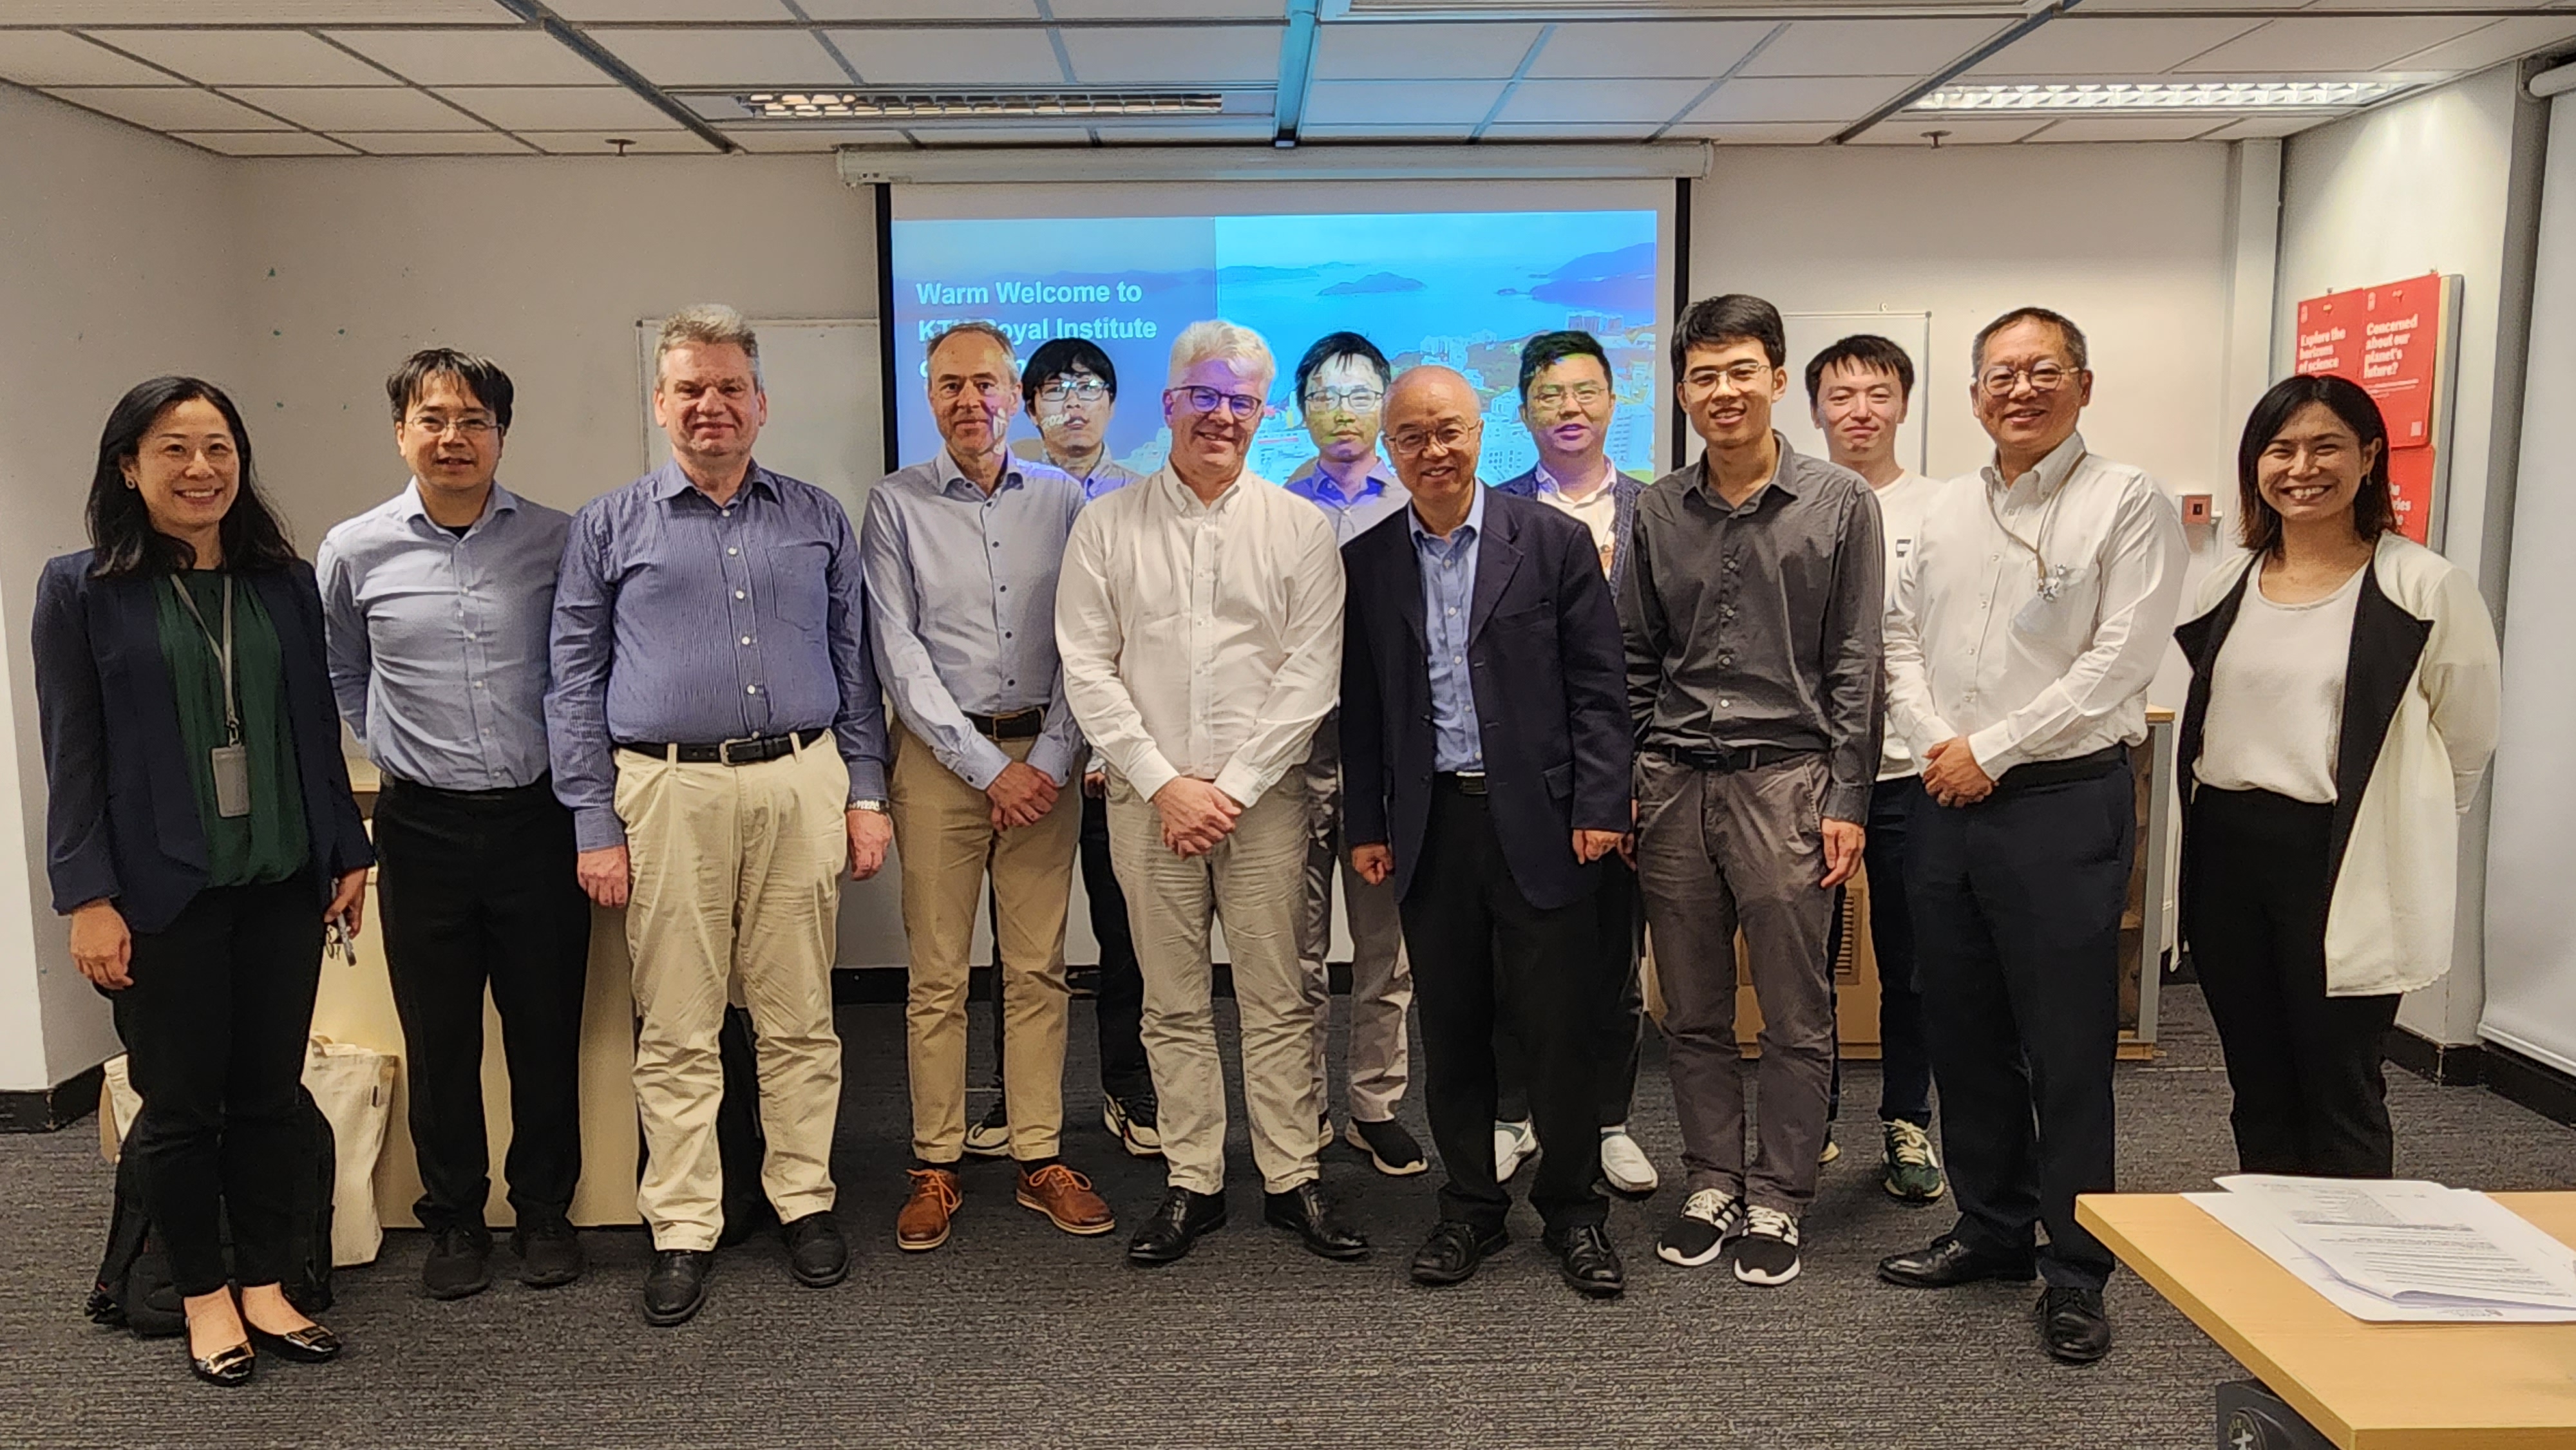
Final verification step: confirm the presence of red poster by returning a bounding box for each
[2293,274,2448,543]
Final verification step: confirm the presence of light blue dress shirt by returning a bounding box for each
[1409,487,1486,773]
[859,449,1086,789]
[1285,458,1411,547]
[316,480,567,791]
[546,460,889,851]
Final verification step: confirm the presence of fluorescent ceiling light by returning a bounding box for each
[1909,80,2410,113]
[732,91,1227,121]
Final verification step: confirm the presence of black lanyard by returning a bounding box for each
[168,574,241,746]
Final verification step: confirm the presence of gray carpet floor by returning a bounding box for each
[5,981,2573,1449]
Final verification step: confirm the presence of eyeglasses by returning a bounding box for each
[1388,421,1480,457]
[1679,362,1774,395]
[1303,386,1384,413]
[1976,362,2078,398]
[1038,378,1108,404]
[1169,386,1267,421]
[934,378,1013,401]
[1527,382,1609,410]
[408,415,497,438]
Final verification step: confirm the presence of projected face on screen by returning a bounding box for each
[887,207,1660,484]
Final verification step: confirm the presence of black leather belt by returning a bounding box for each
[967,707,1045,741]
[616,726,830,766]
[1993,744,2127,794]
[1435,771,1488,796]
[1658,744,1815,774]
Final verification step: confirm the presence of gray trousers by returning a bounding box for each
[1294,711,1413,1124]
[1635,751,1838,1213]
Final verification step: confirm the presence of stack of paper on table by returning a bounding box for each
[2187,1174,2576,1323]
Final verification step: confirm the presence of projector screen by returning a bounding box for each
[885,180,1676,485]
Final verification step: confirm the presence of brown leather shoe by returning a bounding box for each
[1016,1162,1117,1236]
[896,1167,961,1251]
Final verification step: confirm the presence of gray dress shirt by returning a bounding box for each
[316,480,567,791]
[1620,435,1885,822]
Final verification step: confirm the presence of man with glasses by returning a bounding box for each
[1877,307,2183,1366]
[317,349,589,1301]
[862,322,1114,1254]
[1491,330,1655,1198]
[1341,366,1633,1298]
[1804,334,1948,1205]
[1627,295,1882,1290]
[1057,320,1360,1268]
[1282,331,1420,1179]
[1019,337,1142,500]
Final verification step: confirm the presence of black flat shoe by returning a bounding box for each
[1547,1222,1626,1299]
[2036,1286,2114,1364]
[1877,1233,2036,1289]
[642,1248,714,1327]
[1410,1220,1509,1286]
[189,1341,254,1388]
[782,1210,850,1288]
[1263,1183,1368,1261]
[1128,1187,1227,1266]
[247,1322,342,1364]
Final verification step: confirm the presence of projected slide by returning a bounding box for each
[888,209,1661,484]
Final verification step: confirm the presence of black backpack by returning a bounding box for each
[87,1085,338,1335]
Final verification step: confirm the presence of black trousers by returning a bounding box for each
[372,776,591,1232]
[1826,777,1938,1129]
[112,871,324,1297]
[1081,786,1149,1098]
[1401,782,1610,1233]
[2183,786,2405,1178]
[1906,761,2132,1292]
[1495,857,1642,1129]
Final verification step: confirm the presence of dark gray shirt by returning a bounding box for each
[1620,435,1884,821]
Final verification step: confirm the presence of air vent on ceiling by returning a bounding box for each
[703,90,1236,122]
[1907,79,2414,113]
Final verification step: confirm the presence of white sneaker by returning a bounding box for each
[1598,1125,1660,1194]
[1493,1118,1537,1182]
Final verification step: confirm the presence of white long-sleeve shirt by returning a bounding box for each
[1054,464,1343,808]
[1884,431,2185,777]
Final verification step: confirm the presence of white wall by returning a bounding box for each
[0,85,244,1089]
[2275,63,2546,1046]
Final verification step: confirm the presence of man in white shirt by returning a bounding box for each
[1055,319,1363,1268]
[1804,334,1946,1204]
[1875,308,2184,1367]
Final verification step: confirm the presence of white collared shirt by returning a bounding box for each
[1054,463,1343,807]
[1884,432,2185,777]
[1870,468,1945,780]
[1534,459,1621,578]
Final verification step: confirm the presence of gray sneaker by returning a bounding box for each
[1882,1119,1947,1202]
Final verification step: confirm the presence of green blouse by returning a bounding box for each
[155,570,309,887]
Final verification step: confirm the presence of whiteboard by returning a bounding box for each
[1777,310,1933,477]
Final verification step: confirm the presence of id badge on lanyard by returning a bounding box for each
[171,576,251,818]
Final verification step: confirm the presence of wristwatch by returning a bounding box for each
[851,797,888,813]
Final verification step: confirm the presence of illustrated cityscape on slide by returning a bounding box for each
[889,209,1662,485]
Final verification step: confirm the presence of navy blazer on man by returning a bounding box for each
[1491,464,1643,599]
[1340,488,1631,912]
[33,552,374,936]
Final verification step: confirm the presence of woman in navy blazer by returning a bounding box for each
[33,377,371,1386]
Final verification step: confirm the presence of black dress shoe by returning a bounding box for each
[641,1248,714,1327]
[781,1210,850,1288]
[1128,1187,1227,1266]
[1877,1233,2036,1289]
[514,1217,585,1289]
[247,1321,343,1364]
[188,1340,255,1388]
[1410,1220,1509,1286]
[2036,1286,2114,1364]
[1547,1222,1626,1299]
[1263,1183,1369,1261]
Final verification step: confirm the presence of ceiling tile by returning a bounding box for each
[1663,120,1838,144]
[1302,78,1503,125]
[2382,15,2576,71]
[437,84,675,128]
[1060,24,1278,84]
[85,28,390,84]
[1966,17,2271,77]
[1048,0,1282,15]
[905,123,1093,143]
[1527,21,1770,80]
[172,130,359,155]
[1850,115,2050,144]
[517,129,718,153]
[1689,75,1908,124]
[1299,120,1472,139]
[327,28,612,86]
[797,0,1043,18]
[1312,23,1540,81]
[594,27,849,85]
[0,30,178,85]
[44,85,292,129]
[332,129,533,153]
[1493,77,1707,125]
[2174,16,2497,71]
[224,85,469,130]
[0,1,506,18]
[545,0,798,17]
[2023,114,2235,141]
[726,126,910,149]
[2194,113,2336,139]
[829,26,1065,84]
[1740,19,2010,77]
[1479,120,1660,139]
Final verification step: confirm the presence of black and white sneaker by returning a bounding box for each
[1732,1205,1803,1286]
[963,1097,1010,1158]
[1655,1188,1743,1268]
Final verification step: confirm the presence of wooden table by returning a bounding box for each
[2078,1192,2576,1449]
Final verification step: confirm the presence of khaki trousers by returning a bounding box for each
[1294,712,1413,1124]
[1107,773,1318,1195]
[892,720,1077,1162]
[618,738,848,1251]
